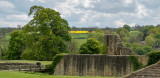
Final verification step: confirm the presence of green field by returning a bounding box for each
[73,38,87,48]
[0,71,116,78]
[70,33,88,48]
[129,31,139,37]
[5,33,11,40]
[0,60,52,65]
[70,33,88,39]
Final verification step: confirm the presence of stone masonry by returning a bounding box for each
[104,34,133,55]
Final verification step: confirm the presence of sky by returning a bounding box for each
[0,0,160,28]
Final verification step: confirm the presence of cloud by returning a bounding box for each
[0,1,14,9]
[7,14,32,21]
[81,0,100,8]
[124,0,133,5]
[115,20,126,27]
[29,0,45,3]
[135,3,149,18]
[0,18,27,27]
[1,0,160,28]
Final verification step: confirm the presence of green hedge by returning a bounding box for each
[147,51,160,66]
[129,55,143,71]
[45,53,65,74]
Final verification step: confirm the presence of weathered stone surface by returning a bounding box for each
[104,34,133,55]
[54,55,148,77]
[0,63,45,71]
[122,61,160,78]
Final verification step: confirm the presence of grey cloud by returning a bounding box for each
[0,0,160,28]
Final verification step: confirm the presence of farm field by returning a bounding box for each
[0,71,116,78]
[0,60,52,65]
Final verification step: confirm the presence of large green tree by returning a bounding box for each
[145,35,156,47]
[141,25,155,40]
[123,24,131,31]
[21,6,71,60]
[116,28,129,40]
[7,30,25,60]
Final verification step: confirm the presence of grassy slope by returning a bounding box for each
[5,33,11,40]
[70,33,88,48]
[129,31,139,37]
[0,71,115,78]
[0,60,52,65]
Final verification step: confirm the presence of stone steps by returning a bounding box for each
[122,63,160,78]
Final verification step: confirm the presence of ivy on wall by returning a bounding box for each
[129,55,143,71]
[147,51,160,66]
[45,53,65,74]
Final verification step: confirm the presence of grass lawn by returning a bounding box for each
[0,60,52,65]
[129,31,139,37]
[0,71,116,78]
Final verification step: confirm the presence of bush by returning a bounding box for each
[100,43,108,54]
[147,51,160,66]
[143,46,153,54]
[80,38,100,54]
[129,55,143,71]
[134,47,144,55]
[45,54,65,74]
[133,45,153,55]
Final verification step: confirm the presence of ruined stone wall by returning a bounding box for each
[54,55,148,77]
[104,34,133,55]
[0,63,45,71]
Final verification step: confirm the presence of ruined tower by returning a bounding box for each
[104,34,133,55]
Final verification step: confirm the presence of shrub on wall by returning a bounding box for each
[129,55,143,71]
[45,53,65,74]
[147,51,160,66]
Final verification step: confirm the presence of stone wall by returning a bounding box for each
[54,55,148,77]
[104,34,133,55]
[0,63,45,71]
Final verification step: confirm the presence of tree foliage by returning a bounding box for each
[141,25,155,40]
[123,24,131,31]
[129,55,143,71]
[134,45,153,55]
[80,38,100,54]
[7,30,25,60]
[100,43,108,54]
[145,35,156,47]
[21,5,71,60]
[147,51,160,65]
[116,28,129,40]
[6,6,71,60]
[88,29,104,44]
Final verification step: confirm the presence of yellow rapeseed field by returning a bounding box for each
[70,31,88,34]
